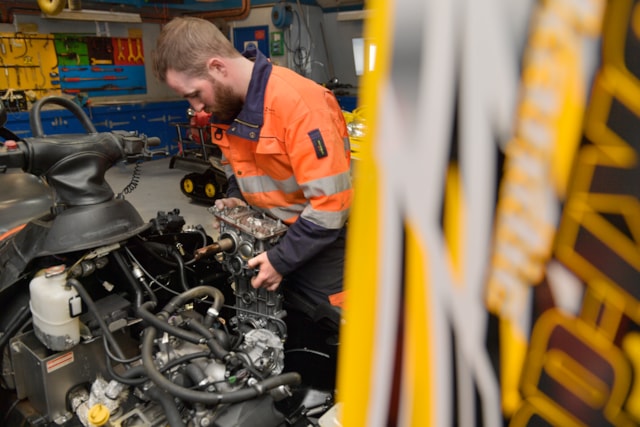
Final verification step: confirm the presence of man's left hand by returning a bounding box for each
[247,252,283,292]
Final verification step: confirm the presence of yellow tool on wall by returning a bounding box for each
[37,0,66,16]
[0,32,61,107]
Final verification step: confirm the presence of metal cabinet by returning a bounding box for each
[6,100,190,155]
[5,109,87,137]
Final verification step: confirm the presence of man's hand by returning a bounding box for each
[247,252,283,292]
[212,197,247,230]
[214,197,246,210]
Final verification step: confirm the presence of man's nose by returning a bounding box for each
[189,100,204,112]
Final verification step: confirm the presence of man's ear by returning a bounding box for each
[207,58,227,77]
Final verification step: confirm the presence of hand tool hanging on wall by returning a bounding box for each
[51,53,78,69]
[37,53,46,87]
[91,67,124,73]
[133,38,144,63]
[12,33,29,60]
[60,76,127,82]
[91,58,113,65]
[23,56,37,83]
[127,38,136,63]
[0,58,8,86]
[62,84,145,93]
[0,33,60,91]
[117,39,125,62]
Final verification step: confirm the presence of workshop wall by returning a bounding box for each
[228,5,363,86]
[0,16,173,107]
[321,13,363,88]
[0,6,362,149]
[1,6,362,109]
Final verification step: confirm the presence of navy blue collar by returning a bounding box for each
[218,49,272,141]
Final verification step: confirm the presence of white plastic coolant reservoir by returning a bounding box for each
[29,265,81,351]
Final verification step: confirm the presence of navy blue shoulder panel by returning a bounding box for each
[226,50,272,142]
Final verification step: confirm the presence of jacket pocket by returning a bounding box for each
[255,139,292,181]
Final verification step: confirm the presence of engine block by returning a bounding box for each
[208,205,289,333]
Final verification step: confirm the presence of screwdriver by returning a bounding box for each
[91,67,124,72]
[61,76,127,82]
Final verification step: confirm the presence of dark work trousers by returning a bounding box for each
[280,229,346,392]
[283,227,347,306]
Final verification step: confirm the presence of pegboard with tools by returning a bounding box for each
[0,32,61,110]
[0,32,148,111]
[53,34,147,98]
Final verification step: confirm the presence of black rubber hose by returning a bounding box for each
[145,386,186,427]
[135,285,226,345]
[68,278,127,360]
[160,285,224,318]
[29,96,96,137]
[136,301,203,344]
[141,327,301,405]
[183,227,208,257]
[112,250,146,308]
[136,274,158,306]
[105,355,145,386]
[138,241,191,291]
[184,362,207,386]
[168,245,190,292]
[185,317,230,362]
[132,238,180,268]
[108,350,211,386]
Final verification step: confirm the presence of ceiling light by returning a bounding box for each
[43,9,142,23]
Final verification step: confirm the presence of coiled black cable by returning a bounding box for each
[118,160,142,197]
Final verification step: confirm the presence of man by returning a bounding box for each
[152,17,352,321]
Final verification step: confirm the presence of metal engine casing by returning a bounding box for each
[5,208,303,426]
[208,205,288,333]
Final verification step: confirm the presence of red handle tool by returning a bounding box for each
[91,67,124,72]
[62,76,127,82]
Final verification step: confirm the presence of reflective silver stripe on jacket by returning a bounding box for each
[237,170,351,198]
[301,171,352,197]
[301,206,349,229]
[237,174,299,194]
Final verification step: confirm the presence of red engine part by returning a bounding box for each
[189,111,212,144]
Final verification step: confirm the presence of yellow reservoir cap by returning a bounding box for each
[87,403,110,426]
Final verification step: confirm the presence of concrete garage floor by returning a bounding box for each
[105,157,217,238]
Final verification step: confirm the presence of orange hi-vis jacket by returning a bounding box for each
[211,50,353,278]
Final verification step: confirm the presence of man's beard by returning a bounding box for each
[207,76,244,122]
